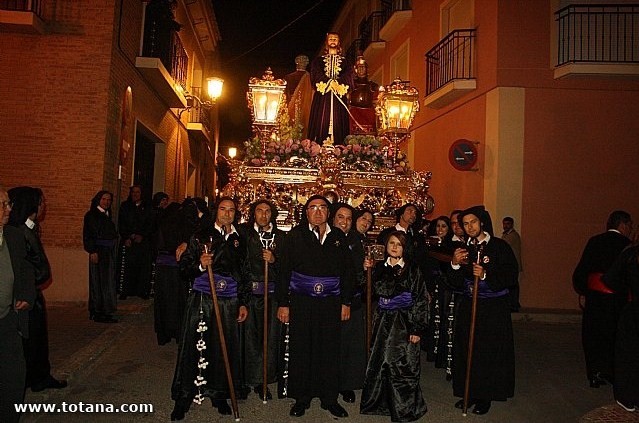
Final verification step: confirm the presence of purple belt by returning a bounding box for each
[193,273,238,297]
[156,253,178,267]
[378,291,413,310]
[464,278,509,299]
[251,281,275,295]
[95,239,116,247]
[290,271,340,297]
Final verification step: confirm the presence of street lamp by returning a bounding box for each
[375,78,420,166]
[247,68,286,161]
[228,147,237,159]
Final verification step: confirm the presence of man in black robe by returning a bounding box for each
[0,187,35,423]
[239,199,285,400]
[448,205,518,415]
[118,185,153,299]
[276,195,354,418]
[307,32,353,145]
[572,210,632,387]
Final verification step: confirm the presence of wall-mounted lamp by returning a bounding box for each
[228,147,237,159]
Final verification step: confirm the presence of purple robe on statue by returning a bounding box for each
[307,54,353,145]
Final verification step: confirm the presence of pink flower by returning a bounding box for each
[334,148,341,157]
[352,144,361,153]
[310,144,321,156]
[285,147,291,153]
[273,155,280,162]
[301,139,310,148]
[251,158,262,165]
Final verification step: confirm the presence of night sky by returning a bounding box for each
[212,0,345,153]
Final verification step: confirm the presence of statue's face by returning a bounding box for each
[356,62,367,78]
[327,33,340,48]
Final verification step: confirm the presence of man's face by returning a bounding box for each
[356,62,367,78]
[37,194,47,222]
[386,235,404,258]
[620,220,634,238]
[462,214,483,239]
[450,213,464,238]
[159,197,169,209]
[356,212,373,235]
[130,187,142,203]
[306,199,328,227]
[333,207,352,234]
[399,206,417,227]
[327,33,340,49]
[254,203,272,229]
[216,200,236,227]
[502,220,513,233]
[0,190,11,227]
[99,193,112,211]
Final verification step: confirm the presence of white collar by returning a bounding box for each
[385,257,405,268]
[215,223,238,239]
[308,223,331,244]
[467,231,491,245]
[254,223,272,233]
[452,234,464,242]
[395,223,408,233]
[25,218,36,229]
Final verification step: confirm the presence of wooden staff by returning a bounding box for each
[462,242,483,416]
[204,244,240,421]
[366,264,373,359]
[262,252,269,404]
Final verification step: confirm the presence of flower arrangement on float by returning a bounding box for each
[242,133,408,174]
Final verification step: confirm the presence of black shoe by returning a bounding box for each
[321,403,348,418]
[93,315,118,323]
[472,400,491,415]
[170,403,186,421]
[616,399,636,412]
[455,398,477,410]
[213,400,232,415]
[290,401,310,417]
[31,375,68,392]
[340,390,356,403]
[254,385,272,400]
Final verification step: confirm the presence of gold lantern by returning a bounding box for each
[376,78,420,165]
[247,68,287,160]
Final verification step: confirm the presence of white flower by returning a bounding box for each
[197,321,208,333]
[193,393,205,405]
[196,339,207,351]
[198,357,209,369]
[194,375,208,387]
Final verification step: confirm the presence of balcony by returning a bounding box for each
[186,100,213,144]
[346,38,364,63]
[360,11,386,61]
[554,4,639,79]
[136,3,188,108]
[424,29,476,109]
[379,0,412,42]
[0,0,46,34]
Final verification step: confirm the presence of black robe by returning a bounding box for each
[276,224,354,404]
[83,207,118,317]
[117,200,153,297]
[307,53,353,145]
[238,223,285,387]
[360,261,428,422]
[446,235,518,402]
[171,226,250,406]
[573,230,631,380]
[603,245,639,406]
[339,230,367,392]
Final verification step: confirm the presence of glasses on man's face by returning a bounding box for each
[1,201,12,209]
[308,205,328,212]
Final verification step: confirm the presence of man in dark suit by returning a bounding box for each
[0,187,36,423]
[573,210,633,388]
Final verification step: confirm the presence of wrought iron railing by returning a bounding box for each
[359,11,385,52]
[381,0,412,23]
[556,4,639,66]
[425,29,476,95]
[142,2,188,91]
[188,88,212,133]
[0,0,43,17]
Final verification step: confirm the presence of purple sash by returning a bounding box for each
[378,291,413,310]
[251,281,275,295]
[155,252,177,267]
[95,239,116,247]
[289,271,340,298]
[193,273,238,297]
[464,278,509,299]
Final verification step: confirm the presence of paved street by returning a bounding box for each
[18,299,637,423]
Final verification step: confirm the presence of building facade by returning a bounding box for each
[0,0,222,300]
[333,0,639,310]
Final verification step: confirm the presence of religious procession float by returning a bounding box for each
[221,67,434,232]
